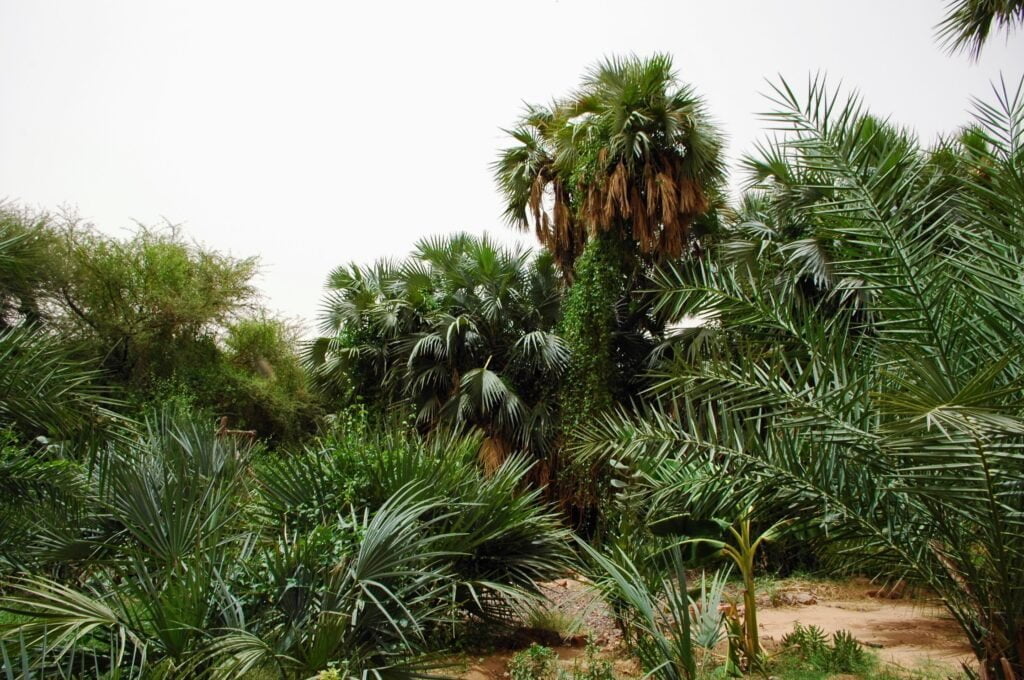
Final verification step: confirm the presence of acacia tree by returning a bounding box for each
[0,211,121,443]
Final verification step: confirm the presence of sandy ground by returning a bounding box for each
[758,598,972,670]
[458,577,974,678]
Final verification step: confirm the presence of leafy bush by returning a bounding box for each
[507,640,615,680]
[509,644,559,680]
[0,209,317,444]
[256,414,572,623]
[1,412,531,679]
[569,640,616,680]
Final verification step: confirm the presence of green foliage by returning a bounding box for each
[779,623,871,674]
[507,640,614,680]
[522,603,583,640]
[0,208,126,446]
[689,569,730,650]
[311,233,566,458]
[256,413,573,623]
[570,640,616,680]
[936,0,1024,58]
[494,54,725,269]
[53,222,257,387]
[0,430,87,572]
[576,75,1024,678]
[509,643,559,680]
[0,327,122,444]
[218,316,321,442]
[579,540,697,680]
[0,212,318,443]
[0,409,570,678]
[558,236,627,435]
[496,56,725,522]
[0,206,57,329]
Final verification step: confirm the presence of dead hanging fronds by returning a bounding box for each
[494,54,725,273]
[479,435,510,476]
[580,154,712,260]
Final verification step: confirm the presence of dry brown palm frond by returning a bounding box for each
[479,435,510,476]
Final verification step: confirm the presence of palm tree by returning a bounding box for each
[494,56,725,520]
[309,233,567,463]
[494,54,726,274]
[576,75,1024,678]
[936,0,1024,59]
[1,412,572,678]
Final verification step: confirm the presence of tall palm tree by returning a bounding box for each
[494,56,725,520]
[576,75,1024,678]
[494,54,726,274]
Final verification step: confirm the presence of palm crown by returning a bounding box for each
[494,54,726,271]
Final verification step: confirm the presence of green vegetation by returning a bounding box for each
[507,640,614,680]
[2,9,1022,679]
[309,234,565,467]
[937,0,1024,58]
[509,643,559,680]
[577,72,1024,678]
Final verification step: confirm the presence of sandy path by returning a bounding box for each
[459,580,975,677]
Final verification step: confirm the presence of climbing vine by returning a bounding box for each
[555,233,630,519]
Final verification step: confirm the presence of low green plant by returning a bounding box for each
[258,416,572,624]
[524,604,583,640]
[570,639,616,680]
[579,540,697,680]
[779,623,872,674]
[690,568,730,650]
[509,643,559,680]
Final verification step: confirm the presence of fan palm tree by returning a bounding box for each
[0,415,481,679]
[494,54,726,274]
[309,234,566,462]
[575,75,1024,678]
[495,56,725,520]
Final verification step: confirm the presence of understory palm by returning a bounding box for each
[1,413,571,678]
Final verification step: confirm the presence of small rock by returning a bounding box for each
[794,592,817,606]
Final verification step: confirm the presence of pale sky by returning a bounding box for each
[2,1,1021,330]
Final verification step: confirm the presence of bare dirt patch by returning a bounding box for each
[758,598,973,670]
[457,578,973,677]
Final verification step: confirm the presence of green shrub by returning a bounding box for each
[779,623,872,674]
[570,639,616,680]
[257,415,572,623]
[509,644,559,680]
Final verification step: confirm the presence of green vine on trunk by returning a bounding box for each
[556,234,629,519]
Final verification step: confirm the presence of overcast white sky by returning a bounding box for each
[2,1,1021,330]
